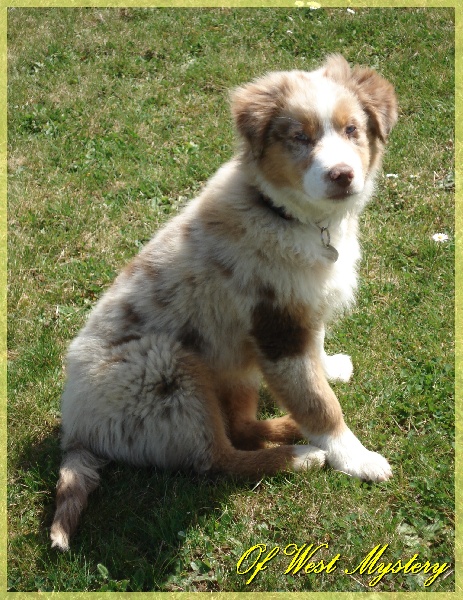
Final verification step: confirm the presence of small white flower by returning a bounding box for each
[432,233,449,243]
[346,8,356,14]
[386,173,398,178]
[287,30,293,35]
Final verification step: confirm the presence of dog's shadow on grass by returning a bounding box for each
[25,427,242,591]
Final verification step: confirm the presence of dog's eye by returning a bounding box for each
[345,125,357,136]
[294,132,311,144]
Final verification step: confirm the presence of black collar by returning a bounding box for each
[256,190,339,262]
[258,192,294,221]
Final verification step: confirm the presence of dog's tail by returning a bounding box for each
[50,447,107,551]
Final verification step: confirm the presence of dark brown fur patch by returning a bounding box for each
[106,303,145,347]
[180,221,194,240]
[260,143,304,190]
[178,325,207,354]
[140,259,159,280]
[156,374,181,398]
[258,284,276,303]
[122,302,143,325]
[108,334,141,349]
[251,301,310,361]
[201,212,247,241]
[331,97,361,133]
[211,257,234,278]
[152,274,177,308]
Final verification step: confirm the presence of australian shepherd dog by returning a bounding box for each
[51,54,397,550]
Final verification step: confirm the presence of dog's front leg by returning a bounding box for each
[259,353,392,482]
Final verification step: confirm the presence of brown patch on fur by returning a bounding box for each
[258,110,321,187]
[152,287,172,309]
[251,301,310,361]
[122,302,143,325]
[365,130,384,173]
[139,259,159,280]
[332,97,360,132]
[258,284,276,303]
[211,257,234,278]
[269,112,320,148]
[212,442,298,478]
[150,280,172,308]
[108,335,142,349]
[300,117,321,145]
[180,221,194,240]
[297,395,344,435]
[218,379,262,450]
[178,325,207,354]
[123,254,158,282]
[106,303,145,347]
[252,414,303,444]
[227,403,303,449]
[150,272,179,308]
[200,211,247,241]
[331,98,373,176]
[279,109,322,148]
[260,143,304,191]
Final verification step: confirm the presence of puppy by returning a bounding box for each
[51,54,398,551]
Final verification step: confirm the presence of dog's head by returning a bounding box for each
[231,55,397,217]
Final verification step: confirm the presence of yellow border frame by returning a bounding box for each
[1,2,459,599]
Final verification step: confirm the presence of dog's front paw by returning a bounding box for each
[322,353,353,382]
[308,428,392,482]
[329,448,392,482]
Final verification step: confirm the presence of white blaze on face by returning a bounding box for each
[299,75,367,202]
[303,133,366,201]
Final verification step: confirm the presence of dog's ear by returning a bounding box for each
[322,53,352,84]
[322,54,397,143]
[230,73,289,157]
[349,66,398,143]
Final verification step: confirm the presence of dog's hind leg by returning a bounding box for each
[246,414,303,445]
[218,374,303,450]
[176,368,325,477]
[210,434,326,478]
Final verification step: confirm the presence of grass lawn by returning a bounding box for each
[7,6,454,592]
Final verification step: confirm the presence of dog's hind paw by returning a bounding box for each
[322,353,353,382]
[292,445,327,470]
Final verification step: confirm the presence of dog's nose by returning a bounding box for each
[328,164,355,188]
